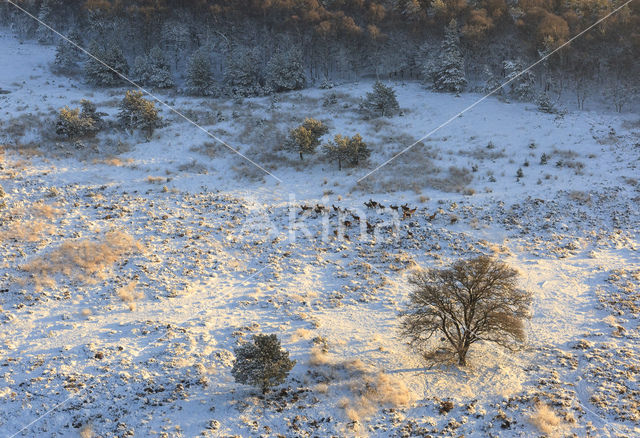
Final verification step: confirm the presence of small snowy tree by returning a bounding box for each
[231,334,296,394]
[536,93,557,114]
[504,60,536,101]
[323,134,370,170]
[117,90,162,139]
[185,49,216,96]
[285,118,329,160]
[224,46,264,97]
[53,29,83,73]
[132,47,174,89]
[85,42,129,87]
[431,20,467,93]
[265,48,306,92]
[360,81,400,117]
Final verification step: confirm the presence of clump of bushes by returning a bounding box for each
[360,81,399,118]
[323,134,370,170]
[231,334,296,394]
[117,90,162,138]
[55,99,103,139]
[284,118,328,160]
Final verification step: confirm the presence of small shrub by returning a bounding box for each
[529,403,562,435]
[323,134,370,170]
[540,153,549,165]
[285,118,328,160]
[537,93,557,113]
[231,334,296,393]
[117,90,162,138]
[360,81,399,118]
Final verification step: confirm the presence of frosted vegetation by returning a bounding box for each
[0,1,638,437]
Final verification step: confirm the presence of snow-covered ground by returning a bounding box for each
[0,31,639,437]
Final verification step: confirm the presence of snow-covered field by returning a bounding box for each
[1,32,639,437]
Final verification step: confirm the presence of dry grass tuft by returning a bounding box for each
[340,371,412,423]
[116,280,144,311]
[290,328,313,342]
[20,230,142,291]
[0,201,63,243]
[529,403,563,436]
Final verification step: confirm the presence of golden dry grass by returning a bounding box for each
[529,403,563,436]
[20,230,142,291]
[116,280,144,311]
[0,201,63,243]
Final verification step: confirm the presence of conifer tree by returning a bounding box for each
[185,49,216,96]
[432,20,467,93]
[85,42,129,86]
[285,118,328,160]
[231,334,295,394]
[265,48,306,92]
[133,47,174,89]
[54,29,83,73]
[360,81,400,117]
[323,134,370,170]
[503,60,536,101]
[224,46,264,97]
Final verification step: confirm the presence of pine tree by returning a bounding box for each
[432,20,467,93]
[323,134,370,170]
[360,81,400,117]
[285,118,329,160]
[85,42,129,87]
[185,49,216,96]
[265,48,306,92]
[117,90,162,139]
[54,29,83,73]
[231,334,296,394]
[224,46,264,97]
[503,60,536,101]
[36,0,53,44]
[133,47,174,89]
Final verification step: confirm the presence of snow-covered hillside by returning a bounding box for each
[1,32,639,437]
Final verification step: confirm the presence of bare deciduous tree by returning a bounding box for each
[400,256,532,366]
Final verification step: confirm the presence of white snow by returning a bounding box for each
[0,30,639,437]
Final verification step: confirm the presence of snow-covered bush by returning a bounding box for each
[53,29,83,73]
[117,90,162,138]
[503,60,535,101]
[285,118,329,160]
[224,46,264,97]
[55,100,103,139]
[360,81,399,117]
[85,42,129,86]
[185,49,217,96]
[132,47,174,89]
[426,20,467,93]
[231,334,296,394]
[323,134,370,170]
[537,93,557,113]
[266,48,306,92]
